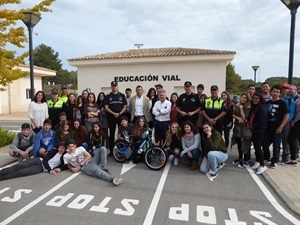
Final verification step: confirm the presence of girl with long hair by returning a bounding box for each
[56,120,74,146]
[97,92,109,148]
[84,92,100,132]
[170,92,179,123]
[65,93,77,124]
[72,119,88,147]
[164,122,182,165]
[221,91,234,147]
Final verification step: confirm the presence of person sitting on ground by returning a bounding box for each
[117,116,134,143]
[200,123,228,179]
[180,120,201,170]
[64,139,122,186]
[33,119,56,158]
[82,121,107,157]
[56,120,74,146]
[52,112,67,131]
[164,122,182,166]
[9,123,36,161]
[0,142,67,181]
[71,119,88,147]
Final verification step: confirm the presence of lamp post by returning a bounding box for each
[252,65,259,86]
[281,0,300,84]
[22,12,41,100]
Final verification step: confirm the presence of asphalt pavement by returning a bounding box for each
[0,112,299,217]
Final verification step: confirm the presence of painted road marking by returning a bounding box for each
[0,172,81,225]
[246,165,300,225]
[143,155,173,225]
[121,161,137,175]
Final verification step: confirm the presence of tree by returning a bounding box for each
[226,63,242,94]
[0,0,55,91]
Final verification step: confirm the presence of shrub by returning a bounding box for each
[0,127,16,148]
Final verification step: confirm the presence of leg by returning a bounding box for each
[207,151,228,174]
[288,120,300,161]
[89,146,108,169]
[200,157,209,173]
[252,132,265,166]
[108,117,117,152]
[38,147,47,158]
[82,162,114,182]
[191,148,201,161]
[262,130,273,161]
[272,133,282,164]
[85,121,93,133]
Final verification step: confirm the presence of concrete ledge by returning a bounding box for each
[0,145,17,167]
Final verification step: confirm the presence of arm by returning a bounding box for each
[275,113,289,134]
[152,102,160,117]
[160,101,171,115]
[28,102,39,128]
[47,131,56,152]
[33,133,41,157]
[26,132,35,153]
[42,148,57,172]
[10,134,22,154]
[181,133,200,155]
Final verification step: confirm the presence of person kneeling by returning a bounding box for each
[64,139,122,186]
[200,123,228,179]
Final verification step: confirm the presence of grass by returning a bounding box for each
[0,127,16,148]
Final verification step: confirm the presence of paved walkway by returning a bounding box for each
[0,112,299,216]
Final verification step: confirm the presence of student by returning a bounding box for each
[180,120,201,170]
[33,119,56,158]
[1,142,67,181]
[72,119,88,147]
[221,91,234,147]
[82,121,107,157]
[200,123,228,178]
[56,120,74,146]
[52,112,67,131]
[97,92,109,148]
[170,92,179,124]
[64,139,122,186]
[164,122,182,165]
[117,116,134,142]
[84,92,100,133]
[64,93,77,124]
[9,123,36,161]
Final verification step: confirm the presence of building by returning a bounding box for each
[68,47,235,96]
[0,65,56,114]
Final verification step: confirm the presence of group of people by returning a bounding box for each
[1,80,300,182]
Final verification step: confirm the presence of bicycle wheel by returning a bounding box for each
[112,141,129,163]
[144,146,167,170]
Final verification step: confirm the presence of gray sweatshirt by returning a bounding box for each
[181,133,201,155]
[10,131,36,153]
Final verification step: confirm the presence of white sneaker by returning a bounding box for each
[256,166,267,175]
[113,178,123,186]
[173,158,179,166]
[251,162,260,170]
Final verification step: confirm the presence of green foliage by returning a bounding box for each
[0,127,15,148]
[265,77,300,87]
[226,63,242,94]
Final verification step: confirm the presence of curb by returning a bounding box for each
[263,172,300,216]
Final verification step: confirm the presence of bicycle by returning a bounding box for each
[112,129,167,170]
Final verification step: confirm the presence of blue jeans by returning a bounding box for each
[262,129,282,164]
[200,151,228,174]
[182,148,201,161]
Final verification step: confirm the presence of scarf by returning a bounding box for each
[184,132,195,140]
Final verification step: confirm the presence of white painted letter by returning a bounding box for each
[114,199,139,216]
[46,193,75,207]
[225,208,247,225]
[197,205,217,224]
[1,189,32,202]
[90,197,112,213]
[250,211,277,225]
[67,194,94,209]
[0,187,11,195]
[169,204,189,221]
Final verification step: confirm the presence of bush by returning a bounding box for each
[0,127,16,148]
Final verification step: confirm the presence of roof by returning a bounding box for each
[68,47,236,61]
[18,64,57,73]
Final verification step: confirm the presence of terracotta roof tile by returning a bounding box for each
[68,47,236,61]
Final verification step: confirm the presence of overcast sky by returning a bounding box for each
[10,0,300,82]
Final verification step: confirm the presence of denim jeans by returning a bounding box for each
[82,146,113,182]
[182,148,201,161]
[262,129,282,164]
[200,151,228,174]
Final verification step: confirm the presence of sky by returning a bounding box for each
[8,0,300,82]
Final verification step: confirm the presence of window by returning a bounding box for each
[26,89,35,99]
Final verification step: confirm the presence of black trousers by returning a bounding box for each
[0,158,43,181]
[288,120,300,160]
[252,131,265,166]
[108,115,121,151]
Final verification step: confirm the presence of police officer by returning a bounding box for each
[202,85,226,134]
[59,84,69,103]
[176,81,201,126]
[104,81,127,153]
[47,89,66,128]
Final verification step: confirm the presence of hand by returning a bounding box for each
[208,118,216,125]
[187,112,193,116]
[187,152,193,158]
[206,132,212,137]
[275,126,283,134]
[181,111,187,117]
[54,168,61,173]
[180,152,184,158]
[20,151,28,158]
[72,166,81,173]
[49,170,57,175]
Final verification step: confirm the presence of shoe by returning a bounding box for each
[103,168,111,174]
[173,158,179,166]
[269,163,277,169]
[251,162,260,170]
[113,178,123,186]
[232,159,239,165]
[190,161,199,170]
[217,163,225,170]
[159,157,165,165]
[210,172,218,178]
[284,160,297,165]
[187,160,193,168]
[237,161,245,168]
[256,166,267,175]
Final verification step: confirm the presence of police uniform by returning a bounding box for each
[176,93,201,125]
[47,98,65,128]
[203,97,225,133]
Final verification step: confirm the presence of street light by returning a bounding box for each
[22,12,42,100]
[252,65,259,86]
[281,0,300,84]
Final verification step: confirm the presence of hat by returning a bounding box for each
[210,85,219,90]
[154,84,163,88]
[184,81,192,87]
[111,81,118,86]
[61,84,67,89]
[66,139,76,146]
[51,89,58,94]
[281,83,291,89]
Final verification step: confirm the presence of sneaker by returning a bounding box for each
[284,160,297,165]
[113,178,123,186]
[232,159,239,165]
[237,161,245,168]
[173,158,179,166]
[210,172,218,179]
[256,166,267,175]
[269,163,277,169]
[251,162,260,170]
